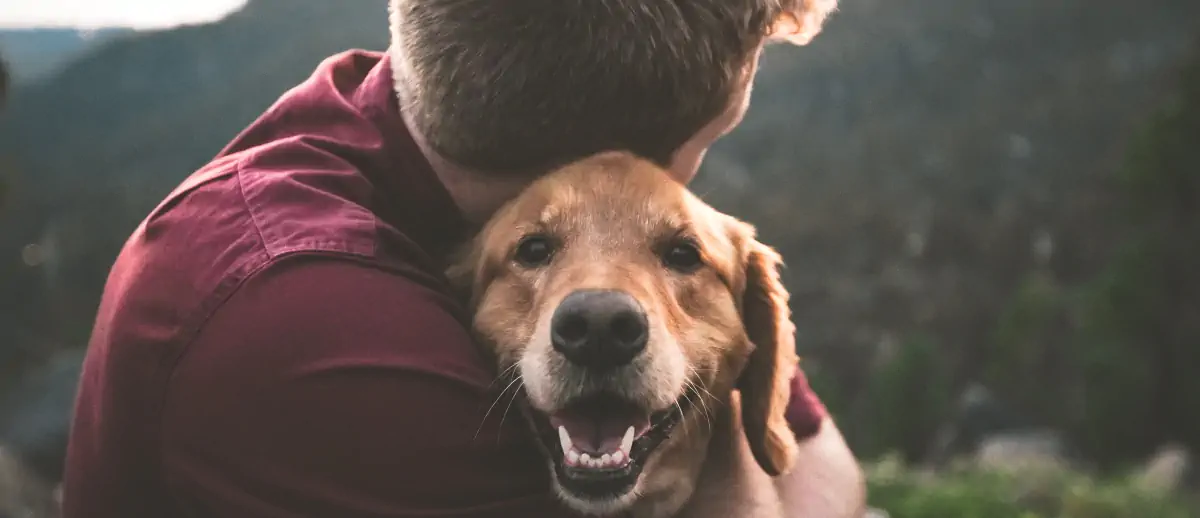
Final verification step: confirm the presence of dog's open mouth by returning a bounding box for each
[529,391,692,500]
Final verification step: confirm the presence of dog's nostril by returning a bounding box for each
[610,311,646,346]
[555,313,589,343]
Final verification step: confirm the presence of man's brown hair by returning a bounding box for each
[389,0,837,173]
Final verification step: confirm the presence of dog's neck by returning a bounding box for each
[621,392,750,518]
[626,417,716,518]
[652,392,787,518]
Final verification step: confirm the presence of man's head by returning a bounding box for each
[389,0,838,185]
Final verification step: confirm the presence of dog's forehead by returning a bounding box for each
[517,157,695,233]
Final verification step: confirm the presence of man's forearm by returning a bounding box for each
[776,417,867,517]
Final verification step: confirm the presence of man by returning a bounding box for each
[63,0,864,516]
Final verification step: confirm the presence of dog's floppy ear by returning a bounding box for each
[446,201,522,310]
[769,0,839,46]
[445,233,495,310]
[737,236,801,477]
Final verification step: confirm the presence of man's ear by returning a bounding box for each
[769,0,840,46]
[737,238,801,477]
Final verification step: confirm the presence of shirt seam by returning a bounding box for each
[234,152,272,257]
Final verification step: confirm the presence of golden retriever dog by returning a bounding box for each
[449,152,802,517]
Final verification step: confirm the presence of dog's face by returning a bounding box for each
[450,153,799,515]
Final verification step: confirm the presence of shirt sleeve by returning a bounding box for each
[785,368,828,441]
[160,256,581,518]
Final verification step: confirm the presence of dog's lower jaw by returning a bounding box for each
[551,453,705,518]
[626,466,701,518]
[544,446,705,518]
[550,474,641,517]
[536,411,712,518]
[624,423,710,518]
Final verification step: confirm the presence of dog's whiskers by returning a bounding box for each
[496,375,525,444]
[488,363,521,389]
[475,371,524,442]
[683,368,717,432]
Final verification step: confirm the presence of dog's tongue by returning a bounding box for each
[549,396,651,454]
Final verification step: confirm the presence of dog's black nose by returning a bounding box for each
[551,289,649,370]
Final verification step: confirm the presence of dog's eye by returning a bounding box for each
[513,235,557,267]
[662,241,703,272]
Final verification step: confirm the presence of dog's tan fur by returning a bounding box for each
[450,152,801,517]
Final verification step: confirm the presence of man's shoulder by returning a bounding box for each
[190,254,491,390]
[160,255,572,516]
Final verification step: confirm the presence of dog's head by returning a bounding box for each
[449,153,799,514]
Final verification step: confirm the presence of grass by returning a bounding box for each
[865,454,1198,518]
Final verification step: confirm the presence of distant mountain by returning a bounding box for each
[0,28,131,84]
[0,0,390,390]
[1,0,388,199]
[699,0,1200,375]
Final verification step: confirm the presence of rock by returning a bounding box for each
[973,429,1070,473]
[1132,443,1191,494]
[925,382,1031,466]
[864,507,891,518]
[0,348,84,484]
[0,445,57,518]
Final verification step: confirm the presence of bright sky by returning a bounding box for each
[0,0,249,30]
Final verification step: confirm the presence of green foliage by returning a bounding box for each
[857,337,954,462]
[1067,52,1200,463]
[976,51,1200,467]
[986,272,1070,422]
[1067,242,1162,462]
[866,455,1199,518]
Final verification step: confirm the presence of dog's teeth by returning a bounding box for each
[557,426,572,455]
[620,425,635,454]
[565,448,632,469]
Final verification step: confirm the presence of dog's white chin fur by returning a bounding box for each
[551,476,643,516]
[549,429,704,518]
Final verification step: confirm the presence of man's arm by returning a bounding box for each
[160,256,580,517]
[773,372,866,517]
[775,417,867,518]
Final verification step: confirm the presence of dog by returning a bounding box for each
[449,152,802,517]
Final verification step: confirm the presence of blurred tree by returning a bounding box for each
[855,336,954,462]
[983,49,1200,468]
[1,52,7,210]
[1070,50,1200,466]
[0,53,8,107]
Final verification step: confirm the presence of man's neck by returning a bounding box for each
[398,108,534,227]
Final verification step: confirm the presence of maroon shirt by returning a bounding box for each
[62,50,827,518]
